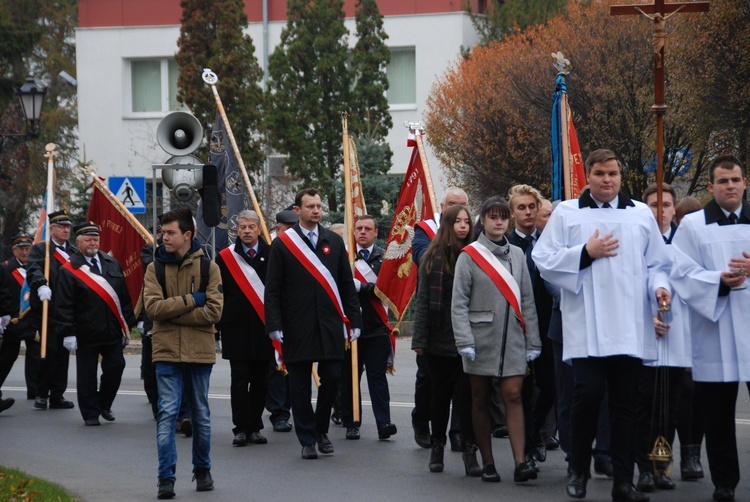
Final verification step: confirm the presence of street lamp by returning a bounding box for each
[14,77,46,137]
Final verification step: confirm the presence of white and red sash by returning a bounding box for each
[354,258,392,331]
[415,219,438,239]
[62,260,128,333]
[219,247,266,322]
[462,242,525,333]
[53,245,70,264]
[279,228,350,338]
[219,246,286,370]
[11,267,26,288]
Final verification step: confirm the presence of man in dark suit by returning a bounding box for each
[54,221,136,425]
[265,188,362,459]
[0,234,41,412]
[341,215,397,441]
[507,184,556,468]
[26,209,77,410]
[216,209,274,447]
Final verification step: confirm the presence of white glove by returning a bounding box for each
[136,321,144,335]
[354,279,362,292]
[269,330,284,342]
[63,336,77,352]
[0,315,10,328]
[38,285,52,301]
[526,349,541,362]
[0,325,5,336]
[458,346,476,361]
[349,328,361,342]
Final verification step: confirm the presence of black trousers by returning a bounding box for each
[341,335,392,428]
[634,365,684,472]
[570,355,641,485]
[523,336,557,450]
[0,336,40,399]
[675,370,704,445]
[75,342,125,420]
[696,381,740,489]
[229,358,268,434]
[425,353,474,445]
[412,354,461,434]
[287,359,341,446]
[36,330,70,400]
[265,359,291,424]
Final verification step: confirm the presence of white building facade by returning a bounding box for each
[76,0,481,207]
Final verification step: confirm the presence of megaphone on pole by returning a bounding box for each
[156,112,204,202]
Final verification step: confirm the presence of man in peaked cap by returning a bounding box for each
[26,209,78,410]
[0,234,41,413]
[54,221,136,426]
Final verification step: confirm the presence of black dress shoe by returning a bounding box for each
[49,397,75,409]
[544,435,560,450]
[713,486,735,501]
[481,464,501,482]
[612,483,649,502]
[514,462,538,482]
[273,420,292,432]
[232,432,248,446]
[346,427,360,440]
[317,433,334,454]
[653,472,675,490]
[378,423,397,440]
[449,431,464,452]
[0,397,15,413]
[637,471,655,492]
[566,472,589,499]
[100,409,115,422]
[594,457,614,477]
[412,421,431,449]
[331,411,342,425]
[525,454,540,472]
[34,397,48,409]
[301,444,318,459]
[84,417,101,426]
[249,431,267,444]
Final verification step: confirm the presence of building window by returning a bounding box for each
[130,58,185,114]
[387,48,416,108]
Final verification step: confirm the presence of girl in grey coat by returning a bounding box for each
[452,196,541,483]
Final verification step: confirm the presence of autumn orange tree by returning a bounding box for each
[426,0,717,201]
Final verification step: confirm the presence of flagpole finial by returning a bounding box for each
[44,143,57,158]
[404,121,425,134]
[552,52,572,75]
[202,69,218,85]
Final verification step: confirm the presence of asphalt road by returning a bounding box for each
[1,340,749,502]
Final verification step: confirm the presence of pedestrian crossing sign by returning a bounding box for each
[109,177,146,214]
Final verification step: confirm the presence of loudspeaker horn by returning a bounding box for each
[156,111,203,157]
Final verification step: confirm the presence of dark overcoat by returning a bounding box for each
[216,239,273,362]
[264,224,361,364]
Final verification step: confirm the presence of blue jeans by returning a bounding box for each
[155,362,213,480]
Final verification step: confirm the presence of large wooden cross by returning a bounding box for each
[610,0,708,215]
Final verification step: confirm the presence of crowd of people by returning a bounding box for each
[0,150,748,502]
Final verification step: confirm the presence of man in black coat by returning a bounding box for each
[216,209,274,447]
[0,234,41,412]
[265,188,362,459]
[341,215,397,441]
[26,209,77,410]
[54,221,136,425]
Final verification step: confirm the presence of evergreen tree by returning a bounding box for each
[175,0,264,174]
[468,0,567,46]
[350,0,392,141]
[264,0,351,212]
[0,0,78,254]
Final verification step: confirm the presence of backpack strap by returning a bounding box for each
[199,256,210,293]
[154,260,168,299]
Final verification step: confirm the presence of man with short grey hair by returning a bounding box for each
[216,209,274,447]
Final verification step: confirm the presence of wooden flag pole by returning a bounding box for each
[560,91,573,201]
[202,68,271,244]
[405,122,439,216]
[342,112,361,423]
[40,143,56,359]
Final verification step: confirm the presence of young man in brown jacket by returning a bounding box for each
[143,207,223,500]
